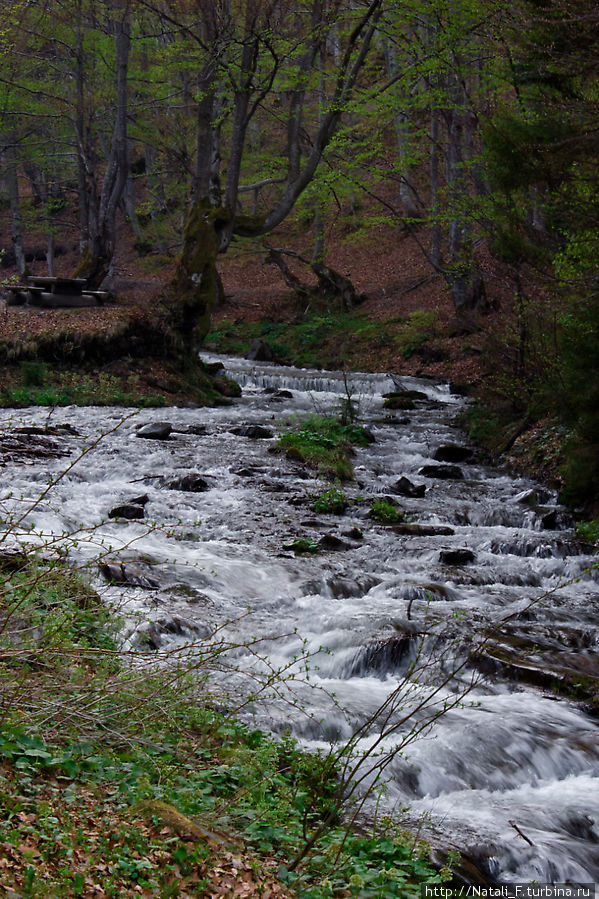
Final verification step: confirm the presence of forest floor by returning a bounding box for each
[0,210,516,392]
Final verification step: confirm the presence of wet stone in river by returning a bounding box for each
[136,421,173,440]
[164,473,209,492]
[391,476,426,498]
[419,463,464,480]
[433,444,474,463]
[230,424,275,439]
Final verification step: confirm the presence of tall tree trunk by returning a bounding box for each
[75,0,131,287]
[382,36,420,220]
[74,0,90,255]
[444,82,486,313]
[429,107,442,269]
[121,173,142,240]
[173,0,384,351]
[4,147,26,276]
[46,232,56,277]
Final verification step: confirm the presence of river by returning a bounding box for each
[0,354,597,884]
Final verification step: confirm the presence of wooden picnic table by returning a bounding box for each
[3,276,113,308]
[28,276,88,296]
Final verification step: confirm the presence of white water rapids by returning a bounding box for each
[0,354,597,884]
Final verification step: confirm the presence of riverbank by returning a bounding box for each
[0,552,446,897]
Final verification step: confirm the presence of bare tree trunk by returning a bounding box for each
[121,173,142,240]
[75,0,131,287]
[444,80,486,313]
[46,232,56,277]
[222,5,260,240]
[192,82,222,208]
[429,107,442,269]
[74,0,90,255]
[312,44,326,264]
[173,0,384,351]
[382,36,420,220]
[4,148,26,276]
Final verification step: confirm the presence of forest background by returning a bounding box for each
[1,1,599,895]
[0,0,598,506]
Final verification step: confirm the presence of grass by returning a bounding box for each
[0,556,449,897]
[273,415,372,480]
[204,309,440,371]
[368,499,404,524]
[0,363,167,408]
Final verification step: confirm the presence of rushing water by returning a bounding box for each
[0,354,597,884]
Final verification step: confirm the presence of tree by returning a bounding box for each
[482,0,599,502]
[157,0,387,352]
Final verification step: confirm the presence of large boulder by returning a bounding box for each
[136,422,173,440]
[433,444,473,463]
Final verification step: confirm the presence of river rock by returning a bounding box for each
[540,509,558,530]
[99,560,164,589]
[512,487,551,506]
[391,476,426,498]
[133,615,210,650]
[164,473,209,492]
[318,534,353,551]
[326,574,380,598]
[419,464,464,480]
[345,633,414,678]
[247,338,275,361]
[231,424,275,439]
[16,423,80,437]
[383,394,416,410]
[439,548,476,565]
[433,444,473,463]
[129,494,149,506]
[392,523,455,536]
[136,422,173,440]
[341,526,364,541]
[108,503,146,520]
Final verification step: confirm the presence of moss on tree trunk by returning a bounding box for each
[164,200,232,356]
